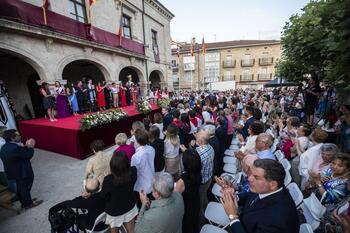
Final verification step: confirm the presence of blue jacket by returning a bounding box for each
[0,142,34,180]
[239,116,255,139]
[231,189,299,233]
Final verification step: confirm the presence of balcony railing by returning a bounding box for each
[172,67,179,73]
[204,77,220,83]
[223,75,235,81]
[240,74,254,81]
[241,59,255,67]
[223,60,236,68]
[258,73,273,80]
[259,57,274,66]
[183,63,195,71]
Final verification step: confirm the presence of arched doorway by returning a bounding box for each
[62,60,105,86]
[0,49,45,119]
[119,67,140,84]
[149,70,162,89]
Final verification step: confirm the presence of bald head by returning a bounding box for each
[85,178,100,194]
[255,133,273,151]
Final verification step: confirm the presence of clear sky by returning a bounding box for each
[159,0,310,43]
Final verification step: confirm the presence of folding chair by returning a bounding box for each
[223,156,237,165]
[200,224,228,233]
[229,144,240,150]
[211,183,223,200]
[284,171,292,187]
[280,158,291,171]
[223,163,237,174]
[86,212,110,233]
[299,223,313,233]
[204,202,230,227]
[299,203,321,230]
[274,150,284,161]
[231,137,240,145]
[286,183,303,207]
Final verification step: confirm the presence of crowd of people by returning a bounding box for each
[39,75,142,121]
[1,78,350,233]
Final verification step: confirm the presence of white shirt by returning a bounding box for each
[128,135,140,149]
[153,123,165,140]
[131,145,155,194]
[164,139,180,159]
[299,143,323,189]
[240,135,257,154]
[111,86,119,94]
[259,187,283,199]
[298,136,309,152]
[202,111,212,123]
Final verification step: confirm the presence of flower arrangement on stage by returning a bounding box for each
[80,108,128,131]
[157,98,171,109]
[136,100,152,115]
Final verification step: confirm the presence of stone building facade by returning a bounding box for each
[0,0,173,118]
[171,40,281,90]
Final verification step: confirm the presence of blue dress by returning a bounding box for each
[68,88,79,113]
[320,168,349,204]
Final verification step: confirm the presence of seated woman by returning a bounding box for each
[310,154,350,207]
[86,140,111,184]
[100,151,138,233]
[114,133,135,162]
[237,121,265,155]
[174,149,202,233]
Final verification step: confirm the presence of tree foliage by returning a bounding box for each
[277,0,350,92]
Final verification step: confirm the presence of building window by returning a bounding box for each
[122,15,132,39]
[185,72,192,82]
[259,67,269,80]
[171,60,177,68]
[68,0,88,23]
[205,53,220,82]
[151,30,158,46]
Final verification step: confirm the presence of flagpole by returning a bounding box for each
[42,7,47,25]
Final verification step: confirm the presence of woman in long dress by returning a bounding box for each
[66,82,79,115]
[119,83,127,107]
[40,82,56,122]
[96,81,106,111]
[54,81,71,118]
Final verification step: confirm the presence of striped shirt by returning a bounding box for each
[196,144,214,183]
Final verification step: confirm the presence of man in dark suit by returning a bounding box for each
[0,129,43,209]
[220,159,299,233]
[237,106,256,139]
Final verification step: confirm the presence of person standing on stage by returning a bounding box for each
[39,82,56,122]
[104,81,112,109]
[125,82,132,106]
[76,80,87,113]
[0,130,43,209]
[111,82,119,108]
[96,81,106,111]
[119,83,127,107]
[54,81,71,118]
[304,76,321,125]
[66,82,79,115]
[87,78,97,112]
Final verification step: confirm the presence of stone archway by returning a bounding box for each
[149,69,165,89]
[0,48,47,118]
[118,66,143,84]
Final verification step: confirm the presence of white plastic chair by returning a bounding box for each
[286,182,303,207]
[223,163,237,174]
[284,171,292,186]
[223,156,237,165]
[204,202,230,227]
[274,150,284,161]
[280,158,291,171]
[224,149,235,156]
[86,212,109,233]
[299,223,313,233]
[299,203,321,230]
[200,224,228,233]
[211,183,223,200]
[229,144,240,150]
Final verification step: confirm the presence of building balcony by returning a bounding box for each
[259,57,274,66]
[204,77,220,83]
[258,73,273,80]
[223,60,236,68]
[172,67,179,73]
[183,63,195,71]
[240,74,254,81]
[241,59,255,67]
[223,75,235,81]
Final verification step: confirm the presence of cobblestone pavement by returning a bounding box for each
[0,146,115,233]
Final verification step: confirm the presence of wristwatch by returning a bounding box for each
[229,214,239,220]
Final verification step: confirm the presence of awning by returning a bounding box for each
[264,77,297,87]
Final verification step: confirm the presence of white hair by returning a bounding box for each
[153,172,174,198]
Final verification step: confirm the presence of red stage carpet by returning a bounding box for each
[18,104,160,159]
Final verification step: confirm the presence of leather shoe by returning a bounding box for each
[24,200,43,210]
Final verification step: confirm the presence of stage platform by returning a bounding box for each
[18,104,160,160]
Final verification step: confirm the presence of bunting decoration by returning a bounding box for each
[42,0,50,25]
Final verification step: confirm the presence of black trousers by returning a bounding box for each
[16,176,34,207]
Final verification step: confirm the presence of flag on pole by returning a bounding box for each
[89,0,97,6]
[202,37,206,55]
[117,1,124,45]
[42,0,50,25]
[190,37,195,56]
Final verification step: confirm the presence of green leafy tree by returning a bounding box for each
[277,0,350,92]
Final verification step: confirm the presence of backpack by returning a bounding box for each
[48,208,77,233]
